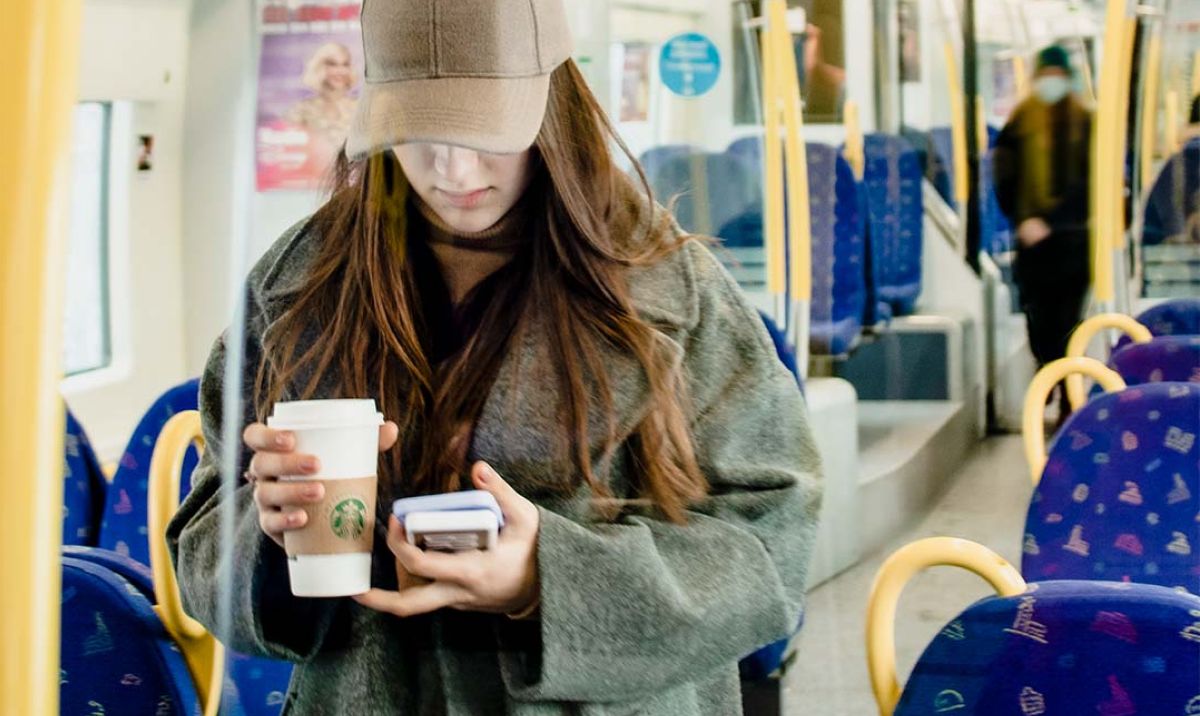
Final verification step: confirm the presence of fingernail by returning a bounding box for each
[303,457,319,472]
[305,484,323,499]
[276,432,293,448]
[288,512,303,526]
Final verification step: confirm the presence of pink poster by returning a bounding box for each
[256,3,364,191]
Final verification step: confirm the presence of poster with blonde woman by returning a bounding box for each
[256,26,364,191]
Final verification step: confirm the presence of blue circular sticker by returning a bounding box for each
[660,33,721,98]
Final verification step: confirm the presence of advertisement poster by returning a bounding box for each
[619,43,652,122]
[256,2,365,192]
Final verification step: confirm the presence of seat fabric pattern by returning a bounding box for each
[98,379,200,564]
[807,143,865,356]
[1024,383,1200,593]
[894,580,1200,716]
[64,407,107,546]
[1110,336,1200,387]
[863,134,924,317]
[60,556,201,716]
[1114,299,1200,351]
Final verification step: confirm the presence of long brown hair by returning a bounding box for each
[256,61,707,522]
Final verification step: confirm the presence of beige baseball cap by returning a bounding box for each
[346,0,573,159]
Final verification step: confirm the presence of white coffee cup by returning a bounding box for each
[267,399,384,597]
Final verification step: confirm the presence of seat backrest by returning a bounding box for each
[894,580,1200,716]
[1141,139,1200,246]
[651,150,762,241]
[1110,335,1200,386]
[60,556,201,716]
[637,144,695,180]
[64,407,107,547]
[1123,298,1200,347]
[977,149,1013,255]
[807,142,865,356]
[862,133,924,316]
[1023,383,1199,593]
[99,379,200,563]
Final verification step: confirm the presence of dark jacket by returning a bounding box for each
[167,217,824,715]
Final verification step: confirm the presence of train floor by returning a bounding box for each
[785,435,1031,714]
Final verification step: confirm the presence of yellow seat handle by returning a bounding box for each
[866,537,1026,716]
[1064,313,1151,411]
[1023,357,1126,485]
[148,411,224,716]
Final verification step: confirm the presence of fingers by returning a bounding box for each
[253,479,324,510]
[243,423,294,452]
[384,517,483,587]
[248,451,320,480]
[470,462,539,536]
[352,582,466,618]
[258,508,308,539]
[378,421,400,452]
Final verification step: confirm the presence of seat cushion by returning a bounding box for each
[895,580,1200,715]
[1024,383,1200,593]
[60,557,201,716]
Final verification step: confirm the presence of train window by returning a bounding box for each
[62,102,112,377]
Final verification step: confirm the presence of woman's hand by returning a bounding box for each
[353,462,541,618]
[244,421,400,548]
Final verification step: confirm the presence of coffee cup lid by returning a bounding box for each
[267,399,384,430]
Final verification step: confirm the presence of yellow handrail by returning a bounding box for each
[760,11,786,303]
[1013,54,1029,102]
[769,0,812,307]
[1192,50,1200,98]
[1164,90,1180,153]
[844,99,865,180]
[148,411,224,716]
[943,41,971,209]
[1064,313,1152,410]
[1139,31,1163,192]
[0,1,84,712]
[1091,0,1136,301]
[866,537,1026,716]
[1023,357,1126,485]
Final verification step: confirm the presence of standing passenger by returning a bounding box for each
[167,1,823,714]
[994,45,1093,424]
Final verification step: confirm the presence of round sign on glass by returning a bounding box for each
[660,33,721,98]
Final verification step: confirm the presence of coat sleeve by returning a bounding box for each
[497,244,824,702]
[166,234,346,662]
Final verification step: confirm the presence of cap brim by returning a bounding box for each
[346,74,550,160]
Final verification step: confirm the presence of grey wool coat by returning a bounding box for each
[167,217,824,715]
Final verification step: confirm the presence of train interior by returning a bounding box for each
[3,0,1199,713]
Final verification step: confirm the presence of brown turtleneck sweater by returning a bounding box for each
[413,195,528,304]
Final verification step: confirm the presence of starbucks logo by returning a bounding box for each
[330,497,368,541]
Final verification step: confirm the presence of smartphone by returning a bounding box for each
[392,491,504,552]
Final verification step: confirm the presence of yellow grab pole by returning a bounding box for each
[0,0,84,713]
[1164,90,1180,153]
[1114,18,1137,251]
[770,0,811,306]
[1139,30,1162,192]
[1192,50,1200,98]
[844,99,865,180]
[1013,54,1029,102]
[760,10,786,305]
[1091,0,1135,304]
[944,42,971,209]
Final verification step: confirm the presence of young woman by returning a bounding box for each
[168,1,822,713]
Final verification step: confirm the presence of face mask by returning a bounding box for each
[1034,76,1071,105]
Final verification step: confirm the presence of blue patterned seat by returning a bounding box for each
[1024,383,1199,593]
[1115,299,1200,350]
[1141,138,1199,246]
[863,134,924,318]
[1110,336,1200,387]
[98,380,200,564]
[60,556,201,715]
[64,407,107,546]
[637,144,695,181]
[806,143,865,356]
[926,126,957,210]
[894,580,1200,716]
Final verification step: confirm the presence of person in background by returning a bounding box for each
[993,44,1093,426]
[1141,94,1200,246]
